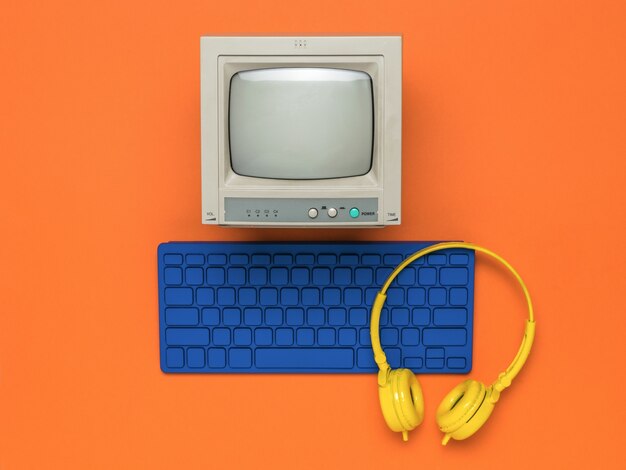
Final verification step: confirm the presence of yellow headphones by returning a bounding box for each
[370,242,536,444]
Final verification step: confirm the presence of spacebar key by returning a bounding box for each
[255,348,354,369]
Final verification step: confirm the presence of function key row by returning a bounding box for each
[163,252,470,267]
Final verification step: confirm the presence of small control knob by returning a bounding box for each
[308,208,318,219]
[327,207,338,218]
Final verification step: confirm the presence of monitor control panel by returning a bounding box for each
[224,197,379,224]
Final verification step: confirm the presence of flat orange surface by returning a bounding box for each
[1,1,625,468]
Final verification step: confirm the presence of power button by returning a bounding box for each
[349,207,360,218]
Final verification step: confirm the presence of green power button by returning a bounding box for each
[349,207,360,218]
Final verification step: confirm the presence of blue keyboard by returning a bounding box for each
[158,242,475,373]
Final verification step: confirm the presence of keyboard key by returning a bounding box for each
[270,267,289,285]
[338,328,357,346]
[359,328,372,346]
[208,348,226,368]
[318,328,336,346]
[418,267,437,285]
[428,254,447,265]
[301,288,320,306]
[185,267,203,285]
[206,268,225,285]
[196,288,214,306]
[286,308,304,326]
[164,267,182,285]
[357,348,376,368]
[412,308,430,326]
[163,254,183,265]
[212,328,231,346]
[318,254,337,264]
[265,308,282,326]
[407,287,425,306]
[339,254,359,265]
[354,267,373,285]
[376,267,393,285]
[255,328,273,346]
[384,254,403,265]
[255,348,354,369]
[361,254,380,265]
[251,254,270,265]
[229,348,252,368]
[397,267,416,286]
[312,268,331,285]
[276,328,294,346]
[381,328,398,346]
[447,357,467,369]
[295,254,314,265]
[216,288,235,306]
[333,267,352,285]
[391,308,409,326]
[433,308,467,326]
[349,308,368,326]
[207,254,226,265]
[274,254,293,265]
[227,267,246,285]
[450,254,469,265]
[243,308,262,326]
[280,288,299,306]
[230,254,249,265]
[202,308,220,325]
[238,287,256,306]
[440,268,469,286]
[259,288,278,306]
[164,288,193,306]
[291,267,310,285]
[223,308,241,326]
[165,308,199,326]
[328,308,346,326]
[249,267,267,285]
[404,357,423,369]
[426,358,445,369]
[187,348,205,368]
[364,288,378,305]
[386,288,404,306]
[166,348,184,368]
[423,328,467,346]
[166,328,209,346]
[401,328,420,346]
[323,288,341,306]
[344,288,362,306]
[296,328,315,346]
[233,328,252,346]
[386,348,402,368]
[429,288,447,306]
[307,308,325,326]
[186,254,205,265]
[450,288,468,306]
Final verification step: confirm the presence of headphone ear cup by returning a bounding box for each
[436,380,496,443]
[379,368,424,434]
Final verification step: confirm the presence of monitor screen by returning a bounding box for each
[229,68,374,180]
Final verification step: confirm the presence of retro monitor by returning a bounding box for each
[200,36,402,227]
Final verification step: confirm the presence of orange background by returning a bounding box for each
[1,1,625,468]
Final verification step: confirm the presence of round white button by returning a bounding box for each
[308,208,318,219]
[327,207,338,218]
